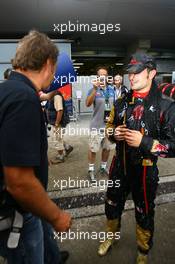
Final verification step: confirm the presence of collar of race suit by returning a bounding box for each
[133,90,149,98]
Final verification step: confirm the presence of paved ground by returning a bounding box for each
[1,203,175,264]
[58,202,175,264]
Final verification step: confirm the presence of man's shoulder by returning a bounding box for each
[121,85,129,92]
[0,79,38,104]
[160,93,175,112]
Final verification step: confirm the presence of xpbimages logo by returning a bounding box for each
[54,229,121,243]
[53,20,121,35]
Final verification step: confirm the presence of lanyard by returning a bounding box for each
[100,87,110,101]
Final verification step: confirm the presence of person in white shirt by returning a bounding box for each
[113,74,123,99]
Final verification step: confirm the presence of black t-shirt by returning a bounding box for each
[0,71,48,209]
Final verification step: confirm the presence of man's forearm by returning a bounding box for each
[40,91,57,101]
[4,167,62,226]
[55,111,63,125]
[86,88,96,106]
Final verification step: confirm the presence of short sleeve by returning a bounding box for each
[0,99,41,166]
[54,95,63,111]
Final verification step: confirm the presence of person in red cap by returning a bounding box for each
[97,52,175,263]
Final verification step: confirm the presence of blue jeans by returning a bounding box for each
[42,220,62,264]
[0,213,44,264]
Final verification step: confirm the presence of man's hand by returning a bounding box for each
[4,167,72,232]
[39,90,57,101]
[124,129,143,147]
[92,79,100,90]
[54,123,59,128]
[114,125,127,141]
[52,210,72,232]
[54,124,59,134]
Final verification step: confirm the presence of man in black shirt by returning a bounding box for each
[0,30,71,264]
